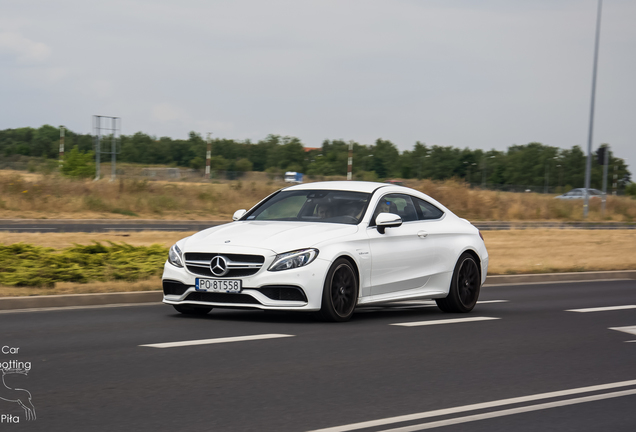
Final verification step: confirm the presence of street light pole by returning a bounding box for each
[584,0,603,218]
[347,141,353,180]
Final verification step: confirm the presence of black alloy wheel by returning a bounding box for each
[436,252,481,313]
[320,258,358,322]
[173,304,213,315]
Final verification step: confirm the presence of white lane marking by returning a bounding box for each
[609,326,636,337]
[377,389,636,432]
[140,333,294,348]
[567,305,636,313]
[306,379,636,432]
[0,303,158,314]
[391,316,500,327]
[362,300,508,311]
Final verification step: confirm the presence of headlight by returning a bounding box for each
[168,244,184,268]
[268,248,319,272]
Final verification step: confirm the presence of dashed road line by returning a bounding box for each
[376,389,636,432]
[140,333,294,348]
[567,305,636,313]
[609,326,636,337]
[391,316,500,327]
[306,378,636,432]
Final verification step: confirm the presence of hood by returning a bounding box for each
[184,221,359,254]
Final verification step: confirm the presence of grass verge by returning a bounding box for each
[1,229,635,296]
[1,170,635,221]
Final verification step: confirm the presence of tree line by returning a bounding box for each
[0,125,631,191]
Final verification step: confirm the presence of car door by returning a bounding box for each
[367,193,441,297]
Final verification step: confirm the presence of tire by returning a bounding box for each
[173,304,212,315]
[319,258,359,322]
[436,252,481,313]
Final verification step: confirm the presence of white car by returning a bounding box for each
[554,188,603,200]
[162,181,488,321]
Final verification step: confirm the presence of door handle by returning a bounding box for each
[417,231,428,238]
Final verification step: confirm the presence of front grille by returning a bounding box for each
[184,292,261,305]
[184,253,265,278]
[258,286,307,302]
[163,280,189,296]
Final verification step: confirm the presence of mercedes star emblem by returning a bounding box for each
[210,255,229,276]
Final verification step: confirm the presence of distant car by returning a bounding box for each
[162,181,488,322]
[384,179,404,186]
[284,171,303,183]
[554,188,604,200]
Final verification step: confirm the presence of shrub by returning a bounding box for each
[0,242,167,287]
[61,148,95,178]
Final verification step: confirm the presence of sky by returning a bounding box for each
[1,0,634,170]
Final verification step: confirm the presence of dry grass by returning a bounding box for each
[403,179,636,222]
[483,229,636,274]
[1,229,635,296]
[0,170,280,220]
[2,170,635,221]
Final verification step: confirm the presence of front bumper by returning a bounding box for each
[162,257,331,311]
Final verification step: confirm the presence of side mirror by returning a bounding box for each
[376,212,402,234]
[232,209,247,221]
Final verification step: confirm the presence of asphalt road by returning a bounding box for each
[0,220,634,232]
[1,280,635,431]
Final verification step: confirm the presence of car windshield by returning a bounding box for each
[244,190,371,224]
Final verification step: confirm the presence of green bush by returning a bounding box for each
[0,242,167,287]
[61,147,95,178]
[626,182,636,198]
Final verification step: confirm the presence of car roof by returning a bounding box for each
[283,181,390,194]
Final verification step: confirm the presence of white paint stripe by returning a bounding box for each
[567,305,636,313]
[391,317,500,327]
[378,389,636,432]
[477,300,508,304]
[306,379,636,432]
[140,333,294,348]
[609,326,636,337]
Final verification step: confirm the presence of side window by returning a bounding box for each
[412,197,444,220]
[371,193,418,225]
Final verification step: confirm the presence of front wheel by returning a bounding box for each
[173,304,212,315]
[436,253,481,313]
[319,258,358,322]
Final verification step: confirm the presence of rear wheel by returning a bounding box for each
[436,253,481,313]
[173,304,212,315]
[320,258,358,322]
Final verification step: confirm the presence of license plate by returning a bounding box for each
[195,278,242,293]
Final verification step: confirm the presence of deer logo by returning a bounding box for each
[0,367,36,421]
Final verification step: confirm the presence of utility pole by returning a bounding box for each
[59,126,65,169]
[94,117,101,181]
[602,144,609,215]
[584,0,603,218]
[110,117,117,182]
[347,141,353,180]
[206,132,212,179]
[612,163,618,195]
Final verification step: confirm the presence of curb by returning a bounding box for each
[0,291,162,311]
[484,270,636,286]
[1,271,634,311]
